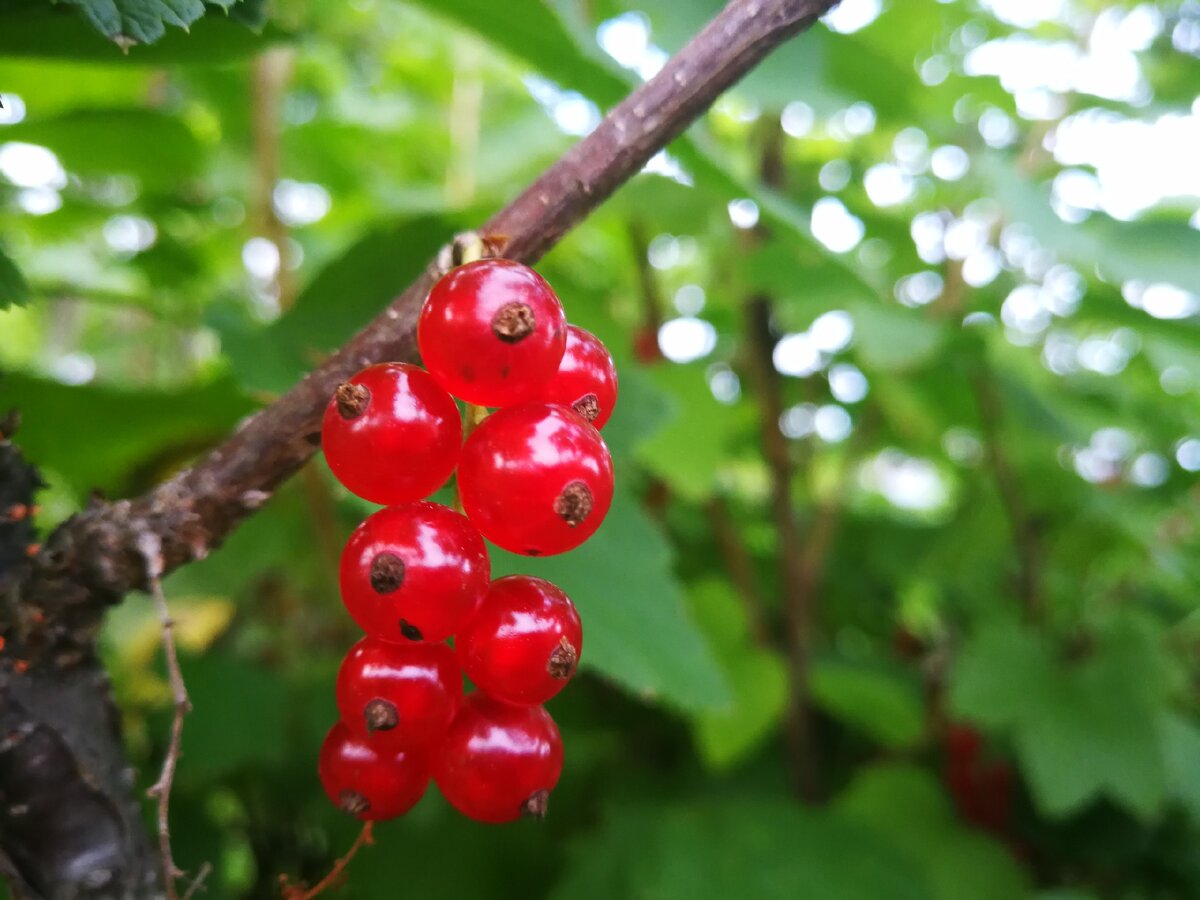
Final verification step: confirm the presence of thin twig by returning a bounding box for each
[250,48,297,311]
[181,863,212,900]
[136,531,194,900]
[742,294,823,803]
[280,822,375,900]
[704,497,770,646]
[969,366,1043,620]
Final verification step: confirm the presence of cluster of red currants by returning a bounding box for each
[316,257,618,825]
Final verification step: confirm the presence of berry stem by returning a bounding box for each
[454,403,489,514]
[280,822,374,900]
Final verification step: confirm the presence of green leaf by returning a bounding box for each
[0,372,253,498]
[949,620,1057,730]
[554,797,929,900]
[693,649,788,767]
[951,619,1173,819]
[171,652,288,782]
[0,246,31,310]
[4,109,203,187]
[1161,714,1200,820]
[835,764,1029,900]
[404,0,628,106]
[0,5,284,61]
[490,482,728,712]
[218,217,456,395]
[810,660,925,749]
[980,156,1200,290]
[849,300,948,373]
[634,363,751,502]
[687,578,788,767]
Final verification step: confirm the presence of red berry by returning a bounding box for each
[336,637,462,750]
[457,404,614,556]
[340,502,490,642]
[418,259,567,407]
[458,576,582,706]
[530,325,618,429]
[318,721,429,821]
[321,363,462,506]
[433,694,563,824]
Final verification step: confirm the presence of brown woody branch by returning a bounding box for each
[742,295,824,803]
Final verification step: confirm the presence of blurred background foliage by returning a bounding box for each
[2,0,1200,896]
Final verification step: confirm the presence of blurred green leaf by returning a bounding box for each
[850,301,948,372]
[405,0,628,104]
[686,579,788,767]
[836,764,1029,900]
[219,217,455,395]
[0,5,284,60]
[4,109,203,186]
[172,653,288,783]
[554,797,929,900]
[634,363,751,502]
[0,247,31,310]
[1160,714,1200,820]
[981,156,1200,289]
[0,372,253,497]
[951,619,1173,819]
[810,660,925,749]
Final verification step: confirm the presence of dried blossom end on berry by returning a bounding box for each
[335,382,371,420]
[553,481,593,527]
[547,637,578,680]
[364,698,399,732]
[492,302,536,343]
[521,790,550,819]
[369,553,406,594]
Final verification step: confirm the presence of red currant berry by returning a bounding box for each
[321,363,462,506]
[433,694,563,824]
[318,721,429,821]
[340,502,490,642]
[336,637,462,750]
[530,325,618,429]
[418,259,567,407]
[458,576,582,706]
[457,404,614,556]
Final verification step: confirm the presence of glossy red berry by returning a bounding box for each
[318,721,429,821]
[530,325,618,429]
[457,403,614,556]
[340,502,490,642]
[433,694,563,824]
[458,576,582,706]
[321,363,462,506]
[418,259,567,407]
[336,637,462,750]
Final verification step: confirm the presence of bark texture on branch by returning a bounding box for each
[2,1,840,895]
